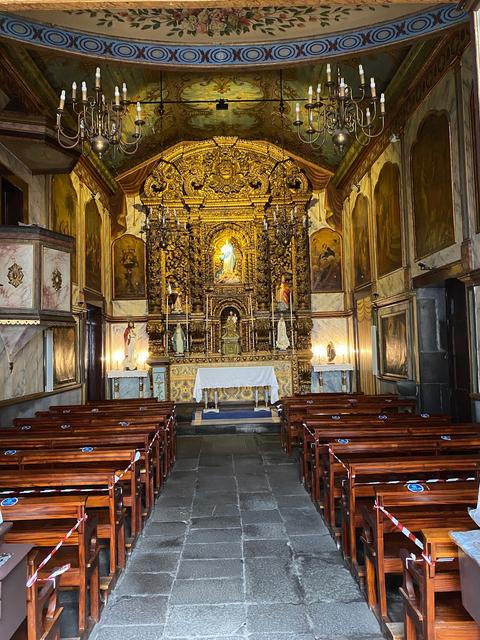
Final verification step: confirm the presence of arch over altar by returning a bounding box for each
[140,137,316,400]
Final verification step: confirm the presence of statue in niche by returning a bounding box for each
[123,321,137,370]
[276,314,290,351]
[222,310,240,356]
[276,275,290,311]
[172,323,186,355]
[327,341,336,363]
[167,282,183,314]
[216,239,240,284]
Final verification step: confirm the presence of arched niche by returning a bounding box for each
[112,233,146,299]
[411,111,455,258]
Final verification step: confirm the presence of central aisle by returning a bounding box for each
[93,434,383,640]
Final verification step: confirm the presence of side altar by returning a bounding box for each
[140,138,315,401]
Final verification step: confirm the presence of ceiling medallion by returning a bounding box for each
[51,268,63,292]
[7,262,24,288]
[55,67,145,158]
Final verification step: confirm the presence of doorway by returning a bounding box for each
[445,278,472,422]
[85,304,104,401]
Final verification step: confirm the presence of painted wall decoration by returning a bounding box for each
[52,326,77,387]
[0,244,34,309]
[379,309,409,379]
[110,322,149,370]
[85,198,102,293]
[351,194,371,289]
[310,227,343,292]
[374,162,403,277]
[51,174,77,281]
[113,234,146,299]
[411,112,455,258]
[41,247,71,312]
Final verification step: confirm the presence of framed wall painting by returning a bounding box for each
[85,198,102,293]
[52,325,77,388]
[310,227,343,292]
[112,234,146,299]
[351,194,371,289]
[51,173,78,281]
[411,112,455,259]
[374,162,403,277]
[378,305,411,380]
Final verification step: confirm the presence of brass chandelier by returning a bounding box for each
[294,64,385,153]
[55,67,145,158]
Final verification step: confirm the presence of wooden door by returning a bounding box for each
[86,304,104,401]
[445,278,471,422]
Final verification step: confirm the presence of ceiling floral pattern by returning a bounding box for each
[63,6,386,39]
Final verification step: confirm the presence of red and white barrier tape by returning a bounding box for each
[0,487,109,496]
[148,431,160,452]
[26,514,88,587]
[328,448,349,473]
[355,476,475,486]
[374,502,433,565]
[114,451,141,484]
[38,563,71,585]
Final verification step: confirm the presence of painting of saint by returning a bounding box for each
[214,236,241,284]
[374,162,402,277]
[411,112,455,258]
[310,228,342,292]
[85,198,102,293]
[380,311,409,378]
[53,326,76,387]
[352,194,371,288]
[113,234,146,299]
[51,174,77,281]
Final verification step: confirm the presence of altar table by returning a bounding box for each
[193,366,279,404]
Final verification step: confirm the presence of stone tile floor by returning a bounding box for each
[92,434,384,640]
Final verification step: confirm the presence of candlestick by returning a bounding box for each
[185,293,189,352]
[370,77,376,98]
[307,85,313,103]
[295,102,300,121]
[339,78,345,98]
[326,63,332,83]
[359,64,365,85]
[289,290,294,351]
[58,89,66,110]
[136,101,142,119]
[366,108,371,125]
[165,292,169,355]
[271,290,275,350]
[81,81,87,102]
[316,83,321,102]
[122,82,127,102]
[95,67,101,90]
[380,93,385,114]
[71,82,77,101]
[114,86,120,106]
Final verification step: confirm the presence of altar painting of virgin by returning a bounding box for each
[213,233,241,285]
[112,234,146,299]
[310,228,342,292]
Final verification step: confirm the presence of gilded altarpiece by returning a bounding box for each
[141,137,313,400]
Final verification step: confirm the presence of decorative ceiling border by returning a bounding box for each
[0,5,467,68]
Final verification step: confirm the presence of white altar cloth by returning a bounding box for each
[193,366,279,404]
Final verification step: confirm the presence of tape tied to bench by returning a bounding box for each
[374,502,433,565]
[114,450,141,484]
[26,514,88,587]
[354,476,476,486]
[328,447,350,473]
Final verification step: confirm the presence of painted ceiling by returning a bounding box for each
[19,5,431,44]
[24,42,409,173]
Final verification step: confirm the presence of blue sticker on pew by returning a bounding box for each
[81,447,94,453]
[60,424,71,430]
[91,408,99,413]
[378,414,388,420]
[441,435,452,441]
[331,415,341,420]
[4,450,16,456]
[119,421,130,427]
[62,409,71,414]
[336,438,350,445]
[1,497,18,507]
[420,413,430,418]
[21,425,31,431]
[406,483,425,493]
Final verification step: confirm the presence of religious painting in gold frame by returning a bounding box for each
[85,198,102,293]
[411,112,455,259]
[378,305,410,380]
[374,162,402,278]
[310,228,343,292]
[212,231,242,285]
[51,173,78,281]
[112,234,146,299]
[351,194,371,289]
[52,325,77,388]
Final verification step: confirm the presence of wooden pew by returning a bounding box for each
[2,495,100,637]
[342,456,480,571]
[25,550,63,640]
[400,529,480,639]
[361,483,477,622]
[0,470,124,580]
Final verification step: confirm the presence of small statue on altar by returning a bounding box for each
[276,314,290,351]
[327,341,336,363]
[276,275,290,311]
[172,291,183,314]
[172,323,186,355]
[222,310,239,338]
[123,321,137,371]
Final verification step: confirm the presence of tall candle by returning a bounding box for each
[165,292,169,354]
[370,77,376,98]
[289,290,294,351]
[358,64,365,85]
[271,291,275,350]
[81,81,87,101]
[185,293,189,352]
[95,67,101,89]
[71,81,77,101]
[114,86,120,106]
[326,63,332,83]
[58,89,66,110]
[380,93,385,114]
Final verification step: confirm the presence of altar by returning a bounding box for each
[194,365,279,405]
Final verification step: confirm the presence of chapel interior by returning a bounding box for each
[1,1,480,640]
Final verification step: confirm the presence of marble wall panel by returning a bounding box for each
[0,330,44,402]
[41,247,71,311]
[0,243,34,309]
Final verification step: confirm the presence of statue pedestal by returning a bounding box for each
[222,337,240,357]
[107,370,150,399]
